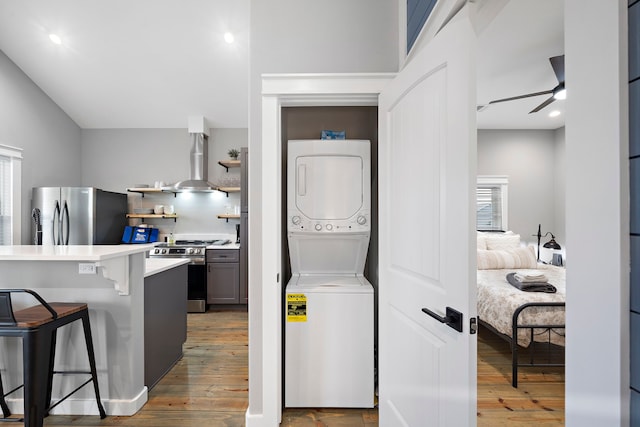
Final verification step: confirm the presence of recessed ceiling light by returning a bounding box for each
[49,33,62,45]
[224,32,234,44]
[549,110,561,118]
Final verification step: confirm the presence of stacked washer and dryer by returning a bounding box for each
[284,139,374,408]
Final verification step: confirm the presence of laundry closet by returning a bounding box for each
[280,106,379,407]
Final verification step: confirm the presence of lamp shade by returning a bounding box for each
[543,236,561,250]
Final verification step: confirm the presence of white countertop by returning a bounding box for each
[0,244,156,261]
[145,258,190,277]
[206,242,240,250]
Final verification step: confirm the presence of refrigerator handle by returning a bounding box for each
[53,201,61,245]
[62,200,70,245]
[31,208,42,245]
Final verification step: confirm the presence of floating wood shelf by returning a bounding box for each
[218,160,241,172]
[126,214,178,222]
[127,188,177,197]
[217,214,240,222]
[217,186,240,197]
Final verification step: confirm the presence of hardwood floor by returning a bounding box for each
[477,325,565,426]
[41,310,563,426]
[45,309,250,426]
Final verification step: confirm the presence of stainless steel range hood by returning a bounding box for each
[170,132,217,192]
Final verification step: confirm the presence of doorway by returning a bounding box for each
[475,0,566,424]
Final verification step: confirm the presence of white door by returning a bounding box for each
[378,6,477,427]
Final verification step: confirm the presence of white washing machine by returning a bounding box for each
[284,139,374,408]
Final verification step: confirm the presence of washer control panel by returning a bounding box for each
[288,211,370,232]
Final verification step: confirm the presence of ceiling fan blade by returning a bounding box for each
[549,55,565,83]
[488,89,553,105]
[529,95,556,113]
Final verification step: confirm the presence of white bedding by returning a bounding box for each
[477,264,565,347]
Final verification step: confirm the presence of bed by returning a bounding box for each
[476,232,566,387]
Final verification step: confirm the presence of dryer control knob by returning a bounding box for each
[357,215,367,225]
[326,224,333,231]
[292,216,301,225]
[315,224,322,231]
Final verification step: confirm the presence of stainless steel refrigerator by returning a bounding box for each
[240,147,248,303]
[31,187,128,245]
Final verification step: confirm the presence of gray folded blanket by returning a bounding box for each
[506,272,557,293]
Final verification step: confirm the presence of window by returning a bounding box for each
[0,145,22,245]
[476,175,508,231]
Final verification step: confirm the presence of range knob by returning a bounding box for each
[154,248,160,254]
[357,215,367,225]
[194,248,201,254]
[292,216,301,225]
[315,224,322,231]
[326,224,333,231]
[187,248,194,254]
[161,248,167,254]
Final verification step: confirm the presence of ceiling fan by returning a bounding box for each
[488,55,565,114]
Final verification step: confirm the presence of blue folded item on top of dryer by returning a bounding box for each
[321,130,345,140]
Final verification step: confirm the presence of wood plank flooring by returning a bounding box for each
[40,310,563,426]
[477,325,565,426]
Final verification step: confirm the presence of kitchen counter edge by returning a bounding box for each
[0,244,156,261]
[206,243,240,250]
[145,258,190,278]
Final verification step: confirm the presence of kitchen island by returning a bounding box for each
[0,244,185,417]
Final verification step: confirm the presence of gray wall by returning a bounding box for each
[0,50,82,243]
[477,128,566,246]
[81,128,248,239]
[247,0,399,417]
[1,46,248,244]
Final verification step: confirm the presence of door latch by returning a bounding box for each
[421,306,463,333]
[470,317,477,335]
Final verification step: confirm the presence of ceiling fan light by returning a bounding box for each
[553,85,566,100]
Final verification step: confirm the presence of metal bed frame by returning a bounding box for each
[479,301,566,387]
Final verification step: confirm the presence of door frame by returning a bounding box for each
[251,73,394,426]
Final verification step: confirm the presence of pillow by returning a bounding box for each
[485,233,521,250]
[477,246,537,270]
[477,234,487,250]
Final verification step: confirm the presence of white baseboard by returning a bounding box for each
[6,386,148,417]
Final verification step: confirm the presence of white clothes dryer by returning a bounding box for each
[284,140,374,408]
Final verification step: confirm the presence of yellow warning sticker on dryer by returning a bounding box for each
[287,294,307,322]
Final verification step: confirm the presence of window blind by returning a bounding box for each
[476,184,505,231]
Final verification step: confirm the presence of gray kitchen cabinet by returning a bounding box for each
[206,249,240,304]
[144,263,187,389]
[240,214,248,304]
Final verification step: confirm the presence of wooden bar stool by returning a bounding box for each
[0,289,106,427]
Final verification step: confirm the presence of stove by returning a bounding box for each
[150,240,232,262]
[148,235,232,313]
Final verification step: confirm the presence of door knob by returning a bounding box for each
[421,306,463,333]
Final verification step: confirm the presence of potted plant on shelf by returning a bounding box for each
[228,149,240,160]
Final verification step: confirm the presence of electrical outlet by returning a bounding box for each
[78,263,97,274]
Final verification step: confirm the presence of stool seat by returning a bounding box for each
[0,290,106,427]
[12,303,88,328]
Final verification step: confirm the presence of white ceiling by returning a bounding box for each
[0,0,563,130]
[0,0,249,129]
[476,0,565,130]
